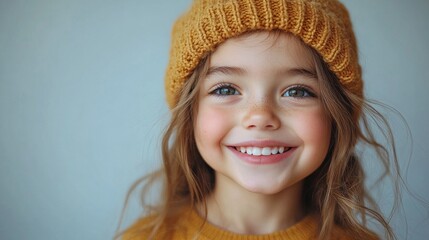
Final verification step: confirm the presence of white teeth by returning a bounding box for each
[262,147,271,156]
[252,147,262,156]
[236,146,289,156]
[271,147,278,155]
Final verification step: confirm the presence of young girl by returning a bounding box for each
[119,0,400,239]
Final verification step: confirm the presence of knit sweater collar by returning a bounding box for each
[184,209,319,240]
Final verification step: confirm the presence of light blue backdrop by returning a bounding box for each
[1,0,428,239]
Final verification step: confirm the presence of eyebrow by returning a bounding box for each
[287,67,317,80]
[206,65,317,80]
[206,66,247,77]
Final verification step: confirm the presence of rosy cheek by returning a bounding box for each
[293,110,331,147]
[197,109,217,133]
[195,106,231,149]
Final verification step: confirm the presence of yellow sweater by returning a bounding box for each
[123,209,358,240]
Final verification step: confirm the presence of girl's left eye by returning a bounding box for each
[282,86,315,98]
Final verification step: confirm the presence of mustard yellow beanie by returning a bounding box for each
[165,0,362,108]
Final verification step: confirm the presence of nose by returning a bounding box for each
[242,102,281,130]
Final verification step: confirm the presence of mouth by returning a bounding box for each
[233,146,292,156]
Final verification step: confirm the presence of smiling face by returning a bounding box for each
[194,31,331,195]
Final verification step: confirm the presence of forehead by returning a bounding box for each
[210,31,315,70]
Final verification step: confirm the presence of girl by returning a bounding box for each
[119,0,400,239]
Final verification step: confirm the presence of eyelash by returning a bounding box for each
[282,85,316,98]
[209,83,240,96]
[208,83,316,98]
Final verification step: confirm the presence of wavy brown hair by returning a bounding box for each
[116,31,400,240]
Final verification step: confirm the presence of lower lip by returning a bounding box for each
[228,147,296,165]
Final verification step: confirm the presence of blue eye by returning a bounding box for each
[283,86,314,98]
[210,84,239,96]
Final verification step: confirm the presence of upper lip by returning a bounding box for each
[228,140,292,148]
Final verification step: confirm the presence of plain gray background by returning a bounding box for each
[1,0,428,239]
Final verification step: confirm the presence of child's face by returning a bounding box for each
[194,32,331,195]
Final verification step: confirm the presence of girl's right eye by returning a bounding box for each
[209,84,240,96]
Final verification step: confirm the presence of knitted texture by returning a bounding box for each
[123,209,358,239]
[165,0,362,108]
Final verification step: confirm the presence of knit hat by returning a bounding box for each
[165,0,362,108]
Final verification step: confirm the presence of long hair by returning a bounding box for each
[304,46,398,239]
[117,31,400,240]
[115,55,213,240]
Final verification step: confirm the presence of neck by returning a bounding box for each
[200,175,305,235]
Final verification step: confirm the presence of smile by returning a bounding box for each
[234,146,291,156]
[229,144,296,165]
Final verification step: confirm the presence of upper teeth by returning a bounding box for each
[235,146,289,156]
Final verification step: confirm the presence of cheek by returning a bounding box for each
[194,105,232,152]
[294,109,331,154]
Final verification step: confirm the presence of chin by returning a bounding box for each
[238,178,297,195]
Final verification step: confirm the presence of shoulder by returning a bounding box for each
[121,215,156,240]
[121,210,192,240]
[331,225,379,240]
